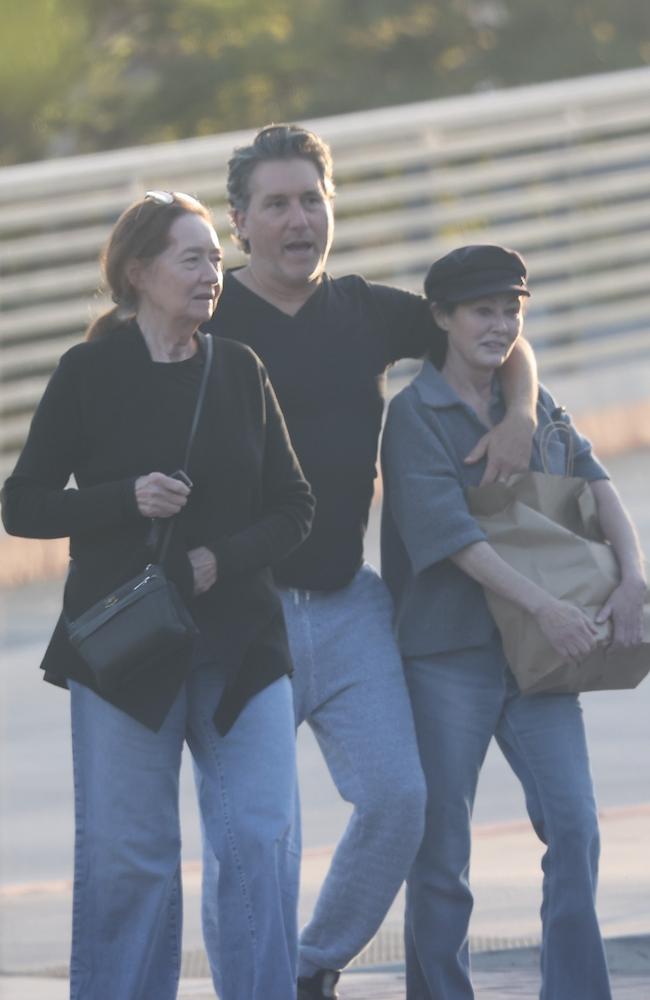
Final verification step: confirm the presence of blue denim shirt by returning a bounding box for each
[380,360,609,657]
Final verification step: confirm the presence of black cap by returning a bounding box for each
[424,244,530,304]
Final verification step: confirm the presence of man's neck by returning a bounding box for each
[233,264,322,317]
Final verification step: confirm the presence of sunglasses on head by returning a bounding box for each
[143,190,204,209]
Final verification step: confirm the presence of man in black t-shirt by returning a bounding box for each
[203,125,538,1000]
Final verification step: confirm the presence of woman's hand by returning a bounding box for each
[187,546,218,595]
[534,595,599,660]
[464,411,536,485]
[135,472,191,518]
[595,578,646,649]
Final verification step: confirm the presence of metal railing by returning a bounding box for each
[2,66,650,480]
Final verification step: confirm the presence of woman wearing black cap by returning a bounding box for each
[380,245,645,999]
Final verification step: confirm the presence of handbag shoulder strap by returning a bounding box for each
[155,332,214,564]
[181,331,213,470]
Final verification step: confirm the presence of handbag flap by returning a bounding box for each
[66,565,168,644]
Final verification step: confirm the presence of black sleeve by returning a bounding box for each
[1,351,140,539]
[210,366,315,578]
[369,283,443,364]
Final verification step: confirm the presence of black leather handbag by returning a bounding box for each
[65,333,213,696]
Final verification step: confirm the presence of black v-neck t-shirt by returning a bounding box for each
[204,270,437,590]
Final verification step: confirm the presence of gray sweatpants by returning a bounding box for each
[281,563,426,977]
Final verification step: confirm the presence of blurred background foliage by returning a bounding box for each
[2,0,649,166]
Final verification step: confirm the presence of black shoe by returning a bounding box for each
[297,968,340,999]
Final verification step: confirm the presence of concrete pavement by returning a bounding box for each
[4,938,650,999]
[2,803,649,998]
[3,942,649,1000]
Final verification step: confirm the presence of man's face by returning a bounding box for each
[234,157,334,290]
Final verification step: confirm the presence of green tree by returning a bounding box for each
[2,0,649,166]
[0,0,89,164]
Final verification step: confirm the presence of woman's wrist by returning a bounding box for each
[520,582,551,618]
[618,571,647,593]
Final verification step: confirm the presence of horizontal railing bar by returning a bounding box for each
[337,166,650,245]
[0,299,95,340]
[1,376,57,411]
[5,123,650,232]
[526,297,650,341]
[538,328,650,369]
[1,225,113,268]
[328,208,650,280]
[6,220,650,315]
[0,203,641,302]
[0,185,230,235]
[5,191,650,301]
[0,216,239,271]
[2,264,103,306]
[5,156,650,272]
[334,140,650,214]
[2,66,648,200]
[332,103,650,182]
[1,334,83,378]
[5,242,647,345]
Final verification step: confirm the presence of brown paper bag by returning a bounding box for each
[467,471,650,694]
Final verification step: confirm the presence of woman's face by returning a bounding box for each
[434,293,524,373]
[131,213,223,329]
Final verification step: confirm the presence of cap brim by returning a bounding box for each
[446,280,530,303]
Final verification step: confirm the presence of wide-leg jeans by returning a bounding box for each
[404,637,611,1000]
[69,654,298,1000]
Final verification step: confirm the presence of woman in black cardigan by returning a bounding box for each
[1,192,314,1000]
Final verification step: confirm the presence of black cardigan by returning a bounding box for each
[1,324,314,733]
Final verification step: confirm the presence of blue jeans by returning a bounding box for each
[282,563,427,976]
[69,649,298,1000]
[404,638,611,1000]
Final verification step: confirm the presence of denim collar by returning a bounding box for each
[412,360,504,422]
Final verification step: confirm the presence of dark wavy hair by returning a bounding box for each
[227,124,335,253]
